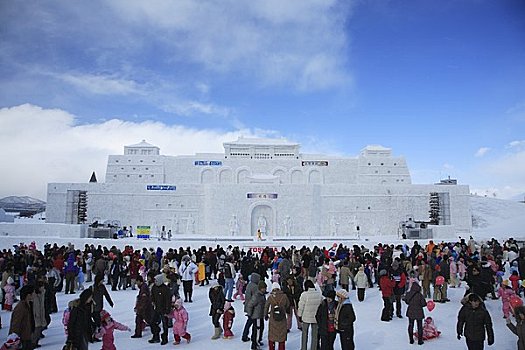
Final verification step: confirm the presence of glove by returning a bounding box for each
[264,316,269,321]
[488,337,494,346]
[457,334,461,340]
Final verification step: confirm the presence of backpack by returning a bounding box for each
[272,303,285,321]
[224,264,233,279]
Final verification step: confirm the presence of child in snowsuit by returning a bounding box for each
[96,310,131,350]
[271,270,280,284]
[510,271,521,295]
[419,317,441,340]
[223,301,235,339]
[170,297,191,344]
[233,275,245,301]
[3,278,15,311]
[498,280,515,319]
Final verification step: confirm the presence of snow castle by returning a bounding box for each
[46,138,471,238]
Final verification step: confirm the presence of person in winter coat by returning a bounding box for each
[421,316,441,340]
[67,288,94,350]
[96,310,131,350]
[233,274,246,301]
[379,270,396,322]
[150,274,172,345]
[335,289,356,350]
[265,282,290,350]
[223,301,236,339]
[282,275,303,331]
[353,267,368,302]
[316,289,338,350]
[456,293,494,350]
[131,275,152,338]
[179,256,198,303]
[32,281,47,348]
[297,280,322,350]
[209,284,226,340]
[2,277,15,311]
[404,282,426,345]
[246,281,267,350]
[9,285,35,350]
[92,274,114,339]
[64,252,79,294]
[110,257,120,291]
[498,280,515,319]
[391,261,407,318]
[170,297,191,344]
[242,272,261,342]
[339,263,351,292]
[506,305,525,350]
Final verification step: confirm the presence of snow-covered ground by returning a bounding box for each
[0,195,524,349]
[0,275,518,350]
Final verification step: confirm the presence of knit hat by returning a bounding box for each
[324,290,336,299]
[258,281,268,291]
[6,277,13,285]
[336,289,349,299]
[271,282,281,290]
[502,280,509,287]
[224,301,232,312]
[379,269,387,276]
[154,274,164,286]
[5,333,20,348]
[100,309,111,321]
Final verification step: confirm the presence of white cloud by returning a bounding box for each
[58,73,142,96]
[0,104,259,200]
[106,0,353,91]
[474,147,490,157]
[508,140,525,150]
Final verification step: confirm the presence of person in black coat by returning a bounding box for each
[150,274,171,345]
[209,284,226,340]
[335,289,356,350]
[316,290,338,350]
[405,282,426,345]
[457,293,494,350]
[67,288,94,350]
[282,275,303,331]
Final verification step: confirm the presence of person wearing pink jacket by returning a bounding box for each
[170,298,191,344]
[498,280,515,319]
[96,310,130,350]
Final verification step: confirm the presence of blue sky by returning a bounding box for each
[0,0,524,200]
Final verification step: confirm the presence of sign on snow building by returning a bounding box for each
[46,138,471,238]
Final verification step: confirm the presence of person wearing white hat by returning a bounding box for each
[335,288,356,349]
[265,282,290,349]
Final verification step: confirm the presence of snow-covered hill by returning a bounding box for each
[470,195,525,239]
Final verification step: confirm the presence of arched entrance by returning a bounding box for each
[250,204,273,237]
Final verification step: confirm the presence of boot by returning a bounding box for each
[149,335,160,343]
[211,327,222,340]
[161,333,168,345]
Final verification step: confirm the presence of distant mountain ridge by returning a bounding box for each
[0,196,46,216]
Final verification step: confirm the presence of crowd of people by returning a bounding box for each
[0,236,524,350]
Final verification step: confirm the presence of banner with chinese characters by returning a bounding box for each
[136,226,151,239]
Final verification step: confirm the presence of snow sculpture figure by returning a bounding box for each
[229,215,239,236]
[173,215,179,234]
[330,216,339,237]
[186,214,195,234]
[283,215,292,236]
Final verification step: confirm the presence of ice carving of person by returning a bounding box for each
[257,215,267,235]
[186,214,195,234]
[283,215,292,236]
[229,215,239,236]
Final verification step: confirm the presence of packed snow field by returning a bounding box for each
[0,195,523,349]
[0,271,518,350]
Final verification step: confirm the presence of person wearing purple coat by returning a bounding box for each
[64,253,79,294]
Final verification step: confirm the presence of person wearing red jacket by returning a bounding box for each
[380,269,396,321]
[391,260,407,318]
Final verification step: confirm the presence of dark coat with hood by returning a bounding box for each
[456,294,494,343]
[209,285,226,317]
[404,282,426,320]
[67,290,94,348]
[244,272,261,313]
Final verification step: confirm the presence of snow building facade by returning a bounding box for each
[46,138,471,238]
